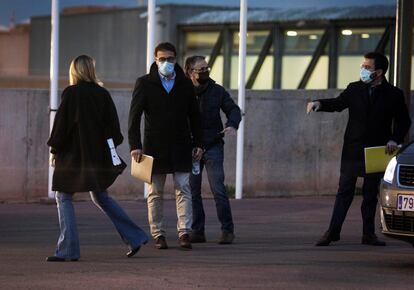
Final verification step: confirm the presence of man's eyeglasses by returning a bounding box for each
[192,67,211,73]
[360,64,375,71]
[156,57,176,63]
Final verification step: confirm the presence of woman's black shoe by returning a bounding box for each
[126,246,141,258]
[46,256,78,262]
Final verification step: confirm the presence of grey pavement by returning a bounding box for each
[1,196,414,290]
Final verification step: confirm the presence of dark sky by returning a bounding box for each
[0,0,395,27]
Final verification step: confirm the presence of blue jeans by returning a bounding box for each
[54,191,148,259]
[190,143,234,235]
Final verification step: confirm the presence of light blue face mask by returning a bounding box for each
[360,68,375,83]
[158,61,175,76]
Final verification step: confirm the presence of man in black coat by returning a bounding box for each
[128,42,203,250]
[307,52,411,246]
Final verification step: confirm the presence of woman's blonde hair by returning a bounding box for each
[69,55,103,86]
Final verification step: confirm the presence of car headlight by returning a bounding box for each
[383,156,397,184]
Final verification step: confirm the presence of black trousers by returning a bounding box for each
[327,172,382,236]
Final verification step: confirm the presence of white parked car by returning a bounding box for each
[380,143,414,245]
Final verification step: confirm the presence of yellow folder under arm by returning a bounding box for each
[364,146,397,174]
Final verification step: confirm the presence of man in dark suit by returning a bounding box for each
[307,52,411,246]
[128,42,203,250]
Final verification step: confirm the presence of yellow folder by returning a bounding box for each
[364,146,397,174]
[131,154,154,184]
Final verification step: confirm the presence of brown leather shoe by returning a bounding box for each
[218,232,235,244]
[361,234,386,246]
[154,236,168,249]
[179,234,192,250]
[315,231,340,246]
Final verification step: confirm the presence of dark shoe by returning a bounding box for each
[127,239,148,257]
[154,236,168,249]
[46,256,78,262]
[190,233,206,243]
[126,246,141,258]
[362,234,386,246]
[179,234,192,250]
[315,231,340,246]
[218,232,235,244]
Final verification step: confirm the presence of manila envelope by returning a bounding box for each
[131,154,154,184]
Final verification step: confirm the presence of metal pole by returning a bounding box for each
[393,0,412,110]
[144,0,156,198]
[147,0,156,72]
[48,0,59,199]
[235,0,247,199]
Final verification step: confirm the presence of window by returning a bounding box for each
[337,28,386,88]
[411,29,414,88]
[183,31,223,84]
[230,30,273,89]
[281,29,327,89]
[184,31,220,56]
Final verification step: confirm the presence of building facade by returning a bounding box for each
[0,23,29,77]
[22,4,413,89]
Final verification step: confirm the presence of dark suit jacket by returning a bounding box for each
[317,79,411,176]
[128,63,202,174]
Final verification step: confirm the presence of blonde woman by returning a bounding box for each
[47,55,148,262]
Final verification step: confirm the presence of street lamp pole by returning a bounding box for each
[144,0,156,198]
[235,0,247,199]
[48,0,60,199]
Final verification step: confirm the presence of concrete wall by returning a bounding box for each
[2,88,414,202]
[0,89,50,201]
[1,88,382,202]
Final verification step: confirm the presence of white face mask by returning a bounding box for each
[158,61,175,76]
[360,68,375,83]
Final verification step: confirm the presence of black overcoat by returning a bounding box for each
[47,81,126,192]
[317,79,411,176]
[128,63,202,174]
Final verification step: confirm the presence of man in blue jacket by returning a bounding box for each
[185,55,242,244]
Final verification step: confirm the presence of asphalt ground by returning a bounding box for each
[1,196,414,290]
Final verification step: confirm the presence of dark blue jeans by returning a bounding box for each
[190,143,234,235]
